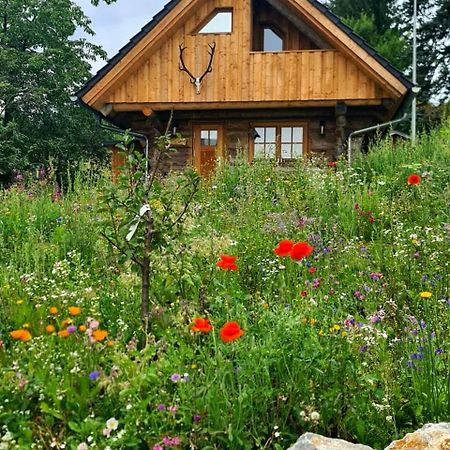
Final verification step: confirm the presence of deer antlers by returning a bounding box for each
[179,42,216,95]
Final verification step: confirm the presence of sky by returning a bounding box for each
[74,0,168,74]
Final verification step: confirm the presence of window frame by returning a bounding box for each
[250,121,308,163]
[193,8,234,35]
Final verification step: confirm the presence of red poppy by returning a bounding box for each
[191,318,213,333]
[274,240,294,256]
[290,242,314,261]
[327,161,337,168]
[216,255,238,271]
[407,174,421,185]
[308,267,317,273]
[220,321,244,343]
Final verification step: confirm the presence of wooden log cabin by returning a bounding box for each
[76,0,413,176]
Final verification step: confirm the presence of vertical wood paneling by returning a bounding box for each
[109,0,386,104]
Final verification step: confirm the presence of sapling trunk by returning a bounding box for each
[140,210,154,339]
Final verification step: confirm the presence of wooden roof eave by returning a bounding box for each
[289,0,408,99]
[81,0,197,108]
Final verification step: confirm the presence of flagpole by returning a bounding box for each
[412,0,417,142]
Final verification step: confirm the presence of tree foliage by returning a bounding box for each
[0,0,115,184]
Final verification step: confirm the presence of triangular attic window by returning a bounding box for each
[198,10,232,34]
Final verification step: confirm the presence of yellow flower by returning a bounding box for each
[318,329,324,336]
[420,291,432,298]
[16,300,24,305]
[61,318,73,327]
[300,318,308,325]
[330,324,341,333]
[22,323,30,329]
[262,303,270,309]
[309,319,317,326]
[341,331,348,337]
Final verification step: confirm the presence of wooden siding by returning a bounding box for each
[104,0,391,108]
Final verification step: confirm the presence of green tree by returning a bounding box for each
[400,0,450,102]
[326,0,409,72]
[0,0,115,185]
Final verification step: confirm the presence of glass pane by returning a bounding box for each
[281,127,292,143]
[254,128,264,143]
[281,143,292,159]
[293,127,303,142]
[293,143,303,157]
[265,143,276,158]
[263,28,283,52]
[200,130,209,146]
[254,143,265,158]
[209,130,218,146]
[265,127,276,143]
[199,11,232,33]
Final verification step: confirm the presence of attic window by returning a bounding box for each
[198,10,233,34]
[263,27,283,51]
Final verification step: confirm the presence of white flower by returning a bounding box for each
[310,411,320,422]
[106,417,119,431]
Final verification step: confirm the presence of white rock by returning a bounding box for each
[384,423,450,450]
[287,432,374,450]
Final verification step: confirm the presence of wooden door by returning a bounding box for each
[193,124,224,177]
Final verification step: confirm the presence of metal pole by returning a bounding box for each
[412,0,417,142]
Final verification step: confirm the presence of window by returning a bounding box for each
[253,124,306,161]
[200,129,218,146]
[198,10,232,34]
[263,27,283,51]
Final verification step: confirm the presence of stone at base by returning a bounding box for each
[384,423,450,450]
[287,432,374,450]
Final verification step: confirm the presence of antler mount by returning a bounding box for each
[179,42,216,95]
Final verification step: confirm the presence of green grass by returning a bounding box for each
[0,123,449,449]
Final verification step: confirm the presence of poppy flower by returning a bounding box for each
[92,330,108,342]
[219,321,244,343]
[191,318,213,333]
[327,161,337,168]
[407,174,421,185]
[49,306,58,315]
[68,306,81,316]
[274,240,294,256]
[10,329,32,342]
[46,325,55,333]
[79,325,87,332]
[216,255,238,271]
[290,242,314,261]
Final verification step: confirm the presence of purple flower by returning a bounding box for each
[153,445,163,450]
[193,414,202,423]
[182,373,190,382]
[168,405,178,415]
[156,403,166,411]
[67,325,77,334]
[435,348,444,355]
[354,291,365,300]
[89,371,100,381]
[170,373,181,382]
[359,345,368,353]
[369,272,383,281]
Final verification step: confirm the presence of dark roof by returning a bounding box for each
[76,0,412,100]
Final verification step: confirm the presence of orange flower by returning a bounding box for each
[78,325,87,332]
[61,318,73,327]
[45,325,55,333]
[106,340,115,347]
[58,330,70,338]
[216,255,238,271]
[290,242,314,261]
[274,240,294,257]
[191,318,213,333]
[407,174,421,185]
[92,330,108,342]
[219,321,244,343]
[68,306,81,316]
[49,307,58,315]
[10,329,32,342]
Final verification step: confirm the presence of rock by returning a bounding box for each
[287,432,374,450]
[385,423,450,450]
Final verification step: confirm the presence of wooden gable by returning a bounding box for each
[79,0,410,114]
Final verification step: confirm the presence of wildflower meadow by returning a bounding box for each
[0,124,449,449]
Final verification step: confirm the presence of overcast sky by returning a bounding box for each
[74,0,168,74]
